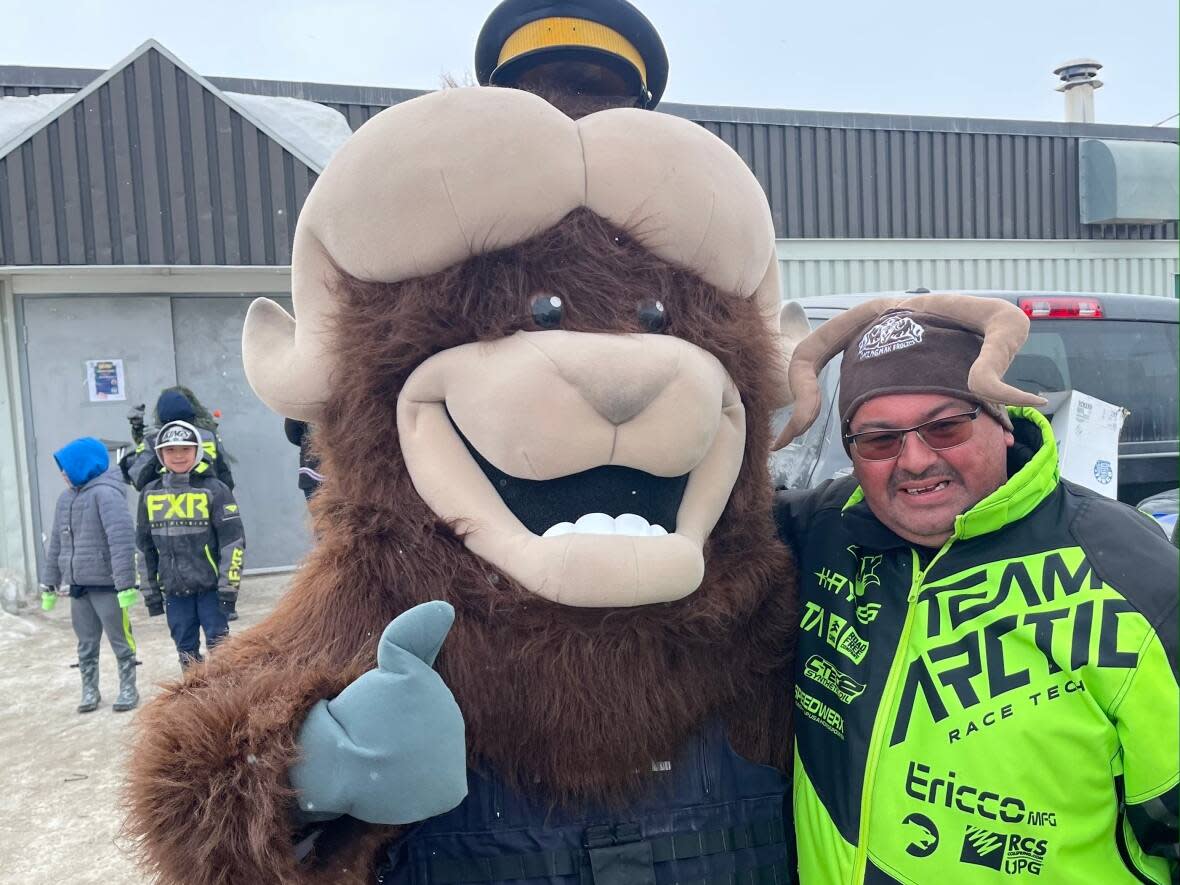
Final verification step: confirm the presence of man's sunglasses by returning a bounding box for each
[843,405,982,462]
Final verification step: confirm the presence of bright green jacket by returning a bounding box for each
[777,409,1179,883]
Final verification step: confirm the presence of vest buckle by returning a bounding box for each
[582,823,642,849]
[581,822,655,885]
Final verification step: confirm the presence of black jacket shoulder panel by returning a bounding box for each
[1065,480,1179,677]
[775,476,858,547]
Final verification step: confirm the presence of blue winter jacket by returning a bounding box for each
[41,438,137,590]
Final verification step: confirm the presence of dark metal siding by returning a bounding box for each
[213,80,1173,241]
[0,65,99,97]
[0,86,78,97]
[0,51,317,266]
[696,121,1177,241]
[1,63,1175,251]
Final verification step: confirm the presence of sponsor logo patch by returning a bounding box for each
[903,812,939,858]
[856,602,882,624]
[145,491,210,522]
[801,601,872,664]
[889,552,1140,747]
[815,567,850,597]
[904,761,1056,828]
[960,826,1049,876]
[858,314,924,360]
[159,425,196,445]
[803,654,866,704]
[794,685,844,739]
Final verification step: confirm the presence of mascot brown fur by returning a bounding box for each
[125,85,802,885]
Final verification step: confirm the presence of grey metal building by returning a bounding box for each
[1,39,1176,588]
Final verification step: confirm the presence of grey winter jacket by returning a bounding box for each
[41,469,137,590]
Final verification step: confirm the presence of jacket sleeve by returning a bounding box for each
[97,485,138,590]
[125,578,406,885]
[1113,598,1179,877]
[130,437,163,492]
[213,431,236,490]
[41,495,64,586]
[211,482,245,597]
[136,491,161,598]
[1074,493,1180,879]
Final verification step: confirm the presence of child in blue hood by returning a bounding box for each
[40,437,140,713]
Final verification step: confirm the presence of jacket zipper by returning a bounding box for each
[851,542,953,882]
[66,492,78,584]
[698,730,712,796]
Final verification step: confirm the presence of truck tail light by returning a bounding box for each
[1018,296,1104,319]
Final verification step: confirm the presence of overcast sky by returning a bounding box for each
[2,0,1176,126]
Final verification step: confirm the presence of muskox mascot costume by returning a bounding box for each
[125,59,809,885]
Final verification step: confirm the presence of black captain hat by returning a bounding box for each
[475,0,669,109]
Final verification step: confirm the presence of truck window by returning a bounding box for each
[1006,320,1179,444]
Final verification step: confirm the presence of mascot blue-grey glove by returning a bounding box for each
[289,601,468,824]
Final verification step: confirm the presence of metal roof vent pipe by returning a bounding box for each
[1054,59,1103,123]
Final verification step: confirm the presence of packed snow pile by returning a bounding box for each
[0,93,75,152]
[0,567,35,616]
[0,608,39,645]
[0,90,355,170]
[222,92,354,171]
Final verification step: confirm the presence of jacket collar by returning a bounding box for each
[161,459,210,488]
[841,407,1059,548]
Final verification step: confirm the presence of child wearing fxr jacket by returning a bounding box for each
[137,420,245,669]
[40,437,140,713]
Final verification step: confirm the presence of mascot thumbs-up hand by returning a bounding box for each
[289,601,467,825]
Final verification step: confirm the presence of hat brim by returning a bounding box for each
[489,46,651,105]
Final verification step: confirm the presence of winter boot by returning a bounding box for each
[112,656,139,712]
[77,657,101,713]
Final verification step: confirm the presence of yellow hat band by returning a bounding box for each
[497,17,648,87]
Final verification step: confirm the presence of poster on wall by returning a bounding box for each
[85,359,126,402]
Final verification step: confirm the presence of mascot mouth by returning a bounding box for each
[456,416,688,538]
[398,331,747,607]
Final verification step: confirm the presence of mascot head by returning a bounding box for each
[244,87,801,609]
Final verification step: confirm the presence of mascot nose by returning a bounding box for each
[581,374,670,425]
[528,333,679,426]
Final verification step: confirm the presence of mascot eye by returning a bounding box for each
[637,298,669,333]
[529,293,564,329]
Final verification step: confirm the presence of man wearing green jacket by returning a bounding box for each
[775,295,1178,884]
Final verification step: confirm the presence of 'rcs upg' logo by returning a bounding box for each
[960,826,1048,876]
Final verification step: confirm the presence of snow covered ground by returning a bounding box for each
[0,574,292,885]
